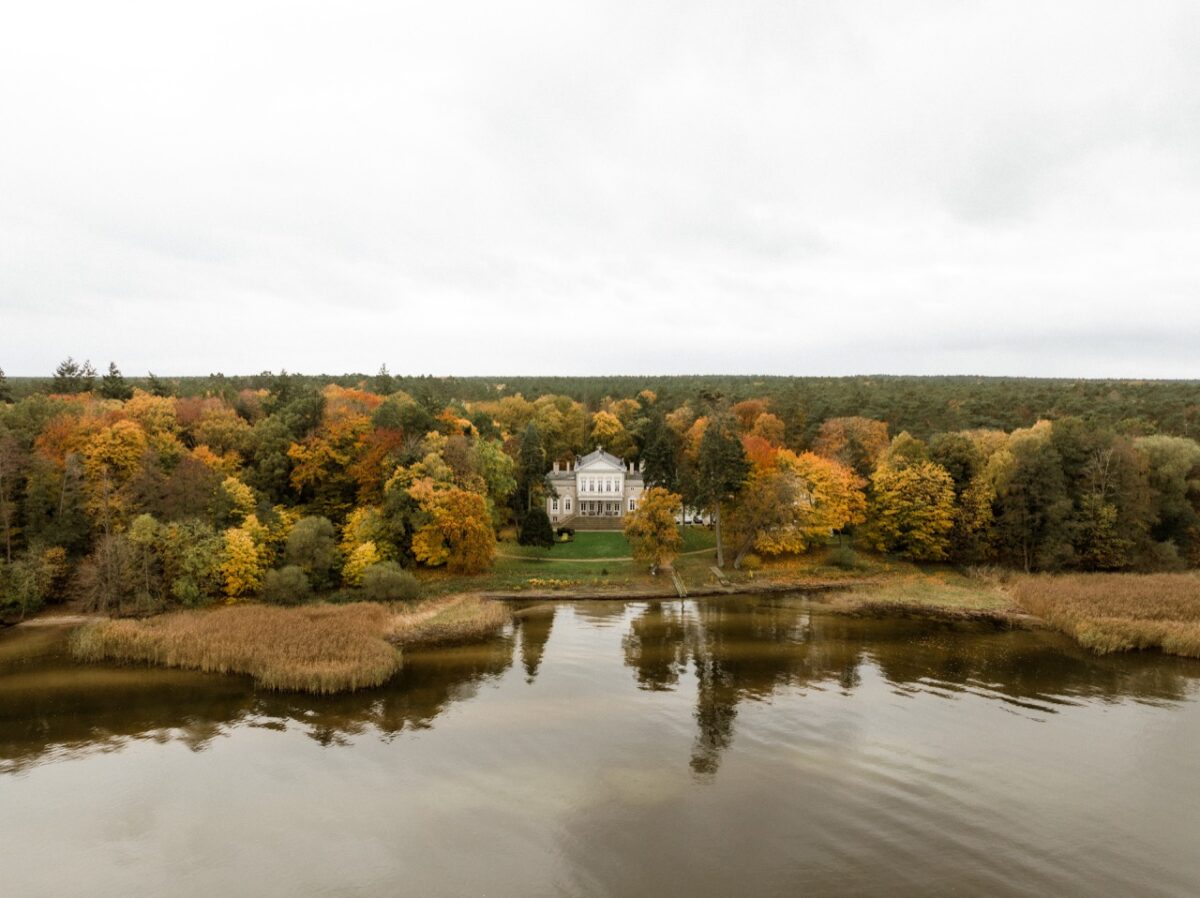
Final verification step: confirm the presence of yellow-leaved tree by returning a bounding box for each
[623,487,683,573]
[343,540,383,586]
[864,460,956,560]
[589,410,634,459]
[408,481,495,574]
[221,526,266,598]
[221,476,256,523]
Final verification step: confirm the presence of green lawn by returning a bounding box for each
[501,530,632,559]
[500,526,716,561]
[418,554,644,596]
[680,526,716,552]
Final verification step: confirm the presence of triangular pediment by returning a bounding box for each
[575,448,627,472]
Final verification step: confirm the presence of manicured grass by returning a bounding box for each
[1012,573,1200,657]
[420,555,646,595]
[501,526,716,561]
[502,530,633,559]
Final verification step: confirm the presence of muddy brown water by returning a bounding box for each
[2,596,1200,897]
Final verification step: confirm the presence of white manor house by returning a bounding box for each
[546,448,645,527]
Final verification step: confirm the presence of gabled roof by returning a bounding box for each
[576,448,627,471]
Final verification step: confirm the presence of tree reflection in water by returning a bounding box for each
[622,596,1200,777]
[4,598,1200,778]
[515,604,556,682]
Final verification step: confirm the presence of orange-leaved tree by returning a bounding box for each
[728,444,865,567]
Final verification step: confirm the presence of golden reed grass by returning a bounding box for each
[71,595,509,693]
[1012,573,1200,657]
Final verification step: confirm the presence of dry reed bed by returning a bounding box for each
[71,595,509,693]
[388,594,510,646]
[1012,573,1200,657]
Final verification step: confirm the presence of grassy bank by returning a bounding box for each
[71,595,509,693]
[820,570,1018,619]
[1012,573,1200,657]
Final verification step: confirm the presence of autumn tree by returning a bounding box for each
[342,541,383,586]
[624,487,683,573]
[221,525,266,597]
[409,482,495,573]
[749,412,786,446]
[589,410,634,459]
[728,448,865,566]
[730,399,768,432]
[812,417,890,481]
[865,460,956,561]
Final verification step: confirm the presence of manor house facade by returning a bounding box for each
[546,448,645,526]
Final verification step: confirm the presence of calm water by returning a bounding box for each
[3,597,1200,897]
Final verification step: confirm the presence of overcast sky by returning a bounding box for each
[2,1,1198,378]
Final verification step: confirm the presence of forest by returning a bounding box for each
[1,360,1199,619]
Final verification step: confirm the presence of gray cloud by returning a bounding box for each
[1,0,1198,377]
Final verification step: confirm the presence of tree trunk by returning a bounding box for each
[732,535,755,570]
[714,504,724,568]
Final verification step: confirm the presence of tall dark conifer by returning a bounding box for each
[100,362,133,400]
[694,413,750,568]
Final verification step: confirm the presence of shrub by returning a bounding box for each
[740,552,763,572]
[261,565,312,605]
[828,543,862,570]
[360,561,421,603]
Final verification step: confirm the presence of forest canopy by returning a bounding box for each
[1,364,1198,618]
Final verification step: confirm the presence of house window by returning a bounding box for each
[552,498,559,511]
[629,499,635,511]
[565,498,572,512]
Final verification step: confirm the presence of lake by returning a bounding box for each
[3,596,1200,897]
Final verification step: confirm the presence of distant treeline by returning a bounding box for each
[5,363,1200,440]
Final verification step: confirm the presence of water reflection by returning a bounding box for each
[5,598,1200,897]
[0,624,515,774]
[515,604,555,682]
[3,597,1200,779]
[622,597,1200,775]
